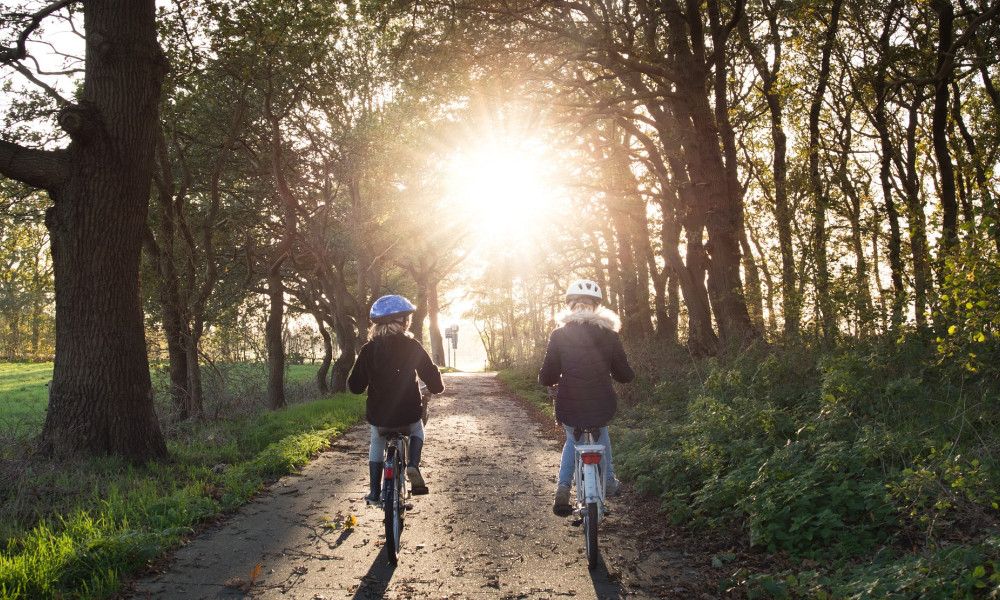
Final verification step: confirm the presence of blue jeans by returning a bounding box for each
[558,424,614,488]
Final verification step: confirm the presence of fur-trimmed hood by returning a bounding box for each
[555,306,622,332]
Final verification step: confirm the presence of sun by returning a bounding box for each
[445,140,555,239]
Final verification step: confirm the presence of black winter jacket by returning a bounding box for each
[537,307,634,427]
[348,333,444,428]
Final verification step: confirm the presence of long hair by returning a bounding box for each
[368,315,413,340]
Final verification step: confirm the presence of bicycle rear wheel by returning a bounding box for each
[584,501,599,570]
[384,448,404,564]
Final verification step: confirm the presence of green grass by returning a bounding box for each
[497,365,553,418]
[0,363,52,431]
[0,362,324,429]
[0,364,366,600]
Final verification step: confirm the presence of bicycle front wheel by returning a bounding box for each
[584,501,599,570]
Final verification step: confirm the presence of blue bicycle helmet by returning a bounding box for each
[369,294,416,323]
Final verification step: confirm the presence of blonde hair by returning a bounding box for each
[567,300,597,312]
[368,315,413,340]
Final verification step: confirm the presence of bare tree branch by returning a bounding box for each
[11,61,71,105]
[0,0,79,63]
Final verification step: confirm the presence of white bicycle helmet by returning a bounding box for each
[565,279,602,303]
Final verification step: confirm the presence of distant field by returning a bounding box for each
[0,362,331,436]
[0,362,52,432]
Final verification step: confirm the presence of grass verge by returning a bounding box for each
[0,391,365,600]
[497,365,553,419]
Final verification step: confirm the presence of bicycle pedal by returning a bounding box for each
[571,518,583,526]
[411,485,429,495]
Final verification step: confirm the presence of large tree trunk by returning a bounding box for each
[661,0,757,349]
[0,0,171,461]
[681,91,756,347]
[659,162,718,355]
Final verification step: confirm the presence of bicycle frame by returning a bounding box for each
[573,432,606,521]
[573,427,607,570]
[381,434,409,505]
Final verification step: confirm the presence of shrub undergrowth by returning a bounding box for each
[501,331,1000,598]
[609,333,1000,598]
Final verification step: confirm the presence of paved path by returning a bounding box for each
[129,372,686,599]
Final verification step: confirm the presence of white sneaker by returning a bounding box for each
[606,478,621,497]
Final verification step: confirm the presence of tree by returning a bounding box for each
[0,187,53,359]
[0,0,167,461]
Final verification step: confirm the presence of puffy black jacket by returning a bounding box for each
[537,308,634,427]
[348,333,444,428]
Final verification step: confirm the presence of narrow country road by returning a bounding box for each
[128,372,705,599]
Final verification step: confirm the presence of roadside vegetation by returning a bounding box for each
[0,363,365,600]
[502,333,1000,599]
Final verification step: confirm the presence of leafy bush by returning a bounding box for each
[613,335,1000,597]
[937,221,1000,374]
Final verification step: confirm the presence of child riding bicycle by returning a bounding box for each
[348,294,444,504]
[538,279,635,516]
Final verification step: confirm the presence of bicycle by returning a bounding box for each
[572,426,608,570]
[377,431,411,564]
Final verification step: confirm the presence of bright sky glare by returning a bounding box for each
[444,140,556,242]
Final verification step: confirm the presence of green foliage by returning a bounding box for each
[0,189,54,362]
[735,539,1000,599]
[0,393,365,600]
[497,363,553,418]
[937,221,1000,374]
[614,336,1000,598]
[739,438,897,557]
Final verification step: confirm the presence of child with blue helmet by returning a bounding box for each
[348,294,444,503]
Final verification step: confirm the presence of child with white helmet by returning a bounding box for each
[538,279,635,516]
[348,294,444,503]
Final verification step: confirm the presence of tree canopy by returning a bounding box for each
[2,0,1000,457]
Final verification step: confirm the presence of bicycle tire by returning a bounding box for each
[393,457,405,552]
[584,501,599,570]
[384,448,404,564]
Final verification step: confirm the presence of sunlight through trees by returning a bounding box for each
[1,0,999,458]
